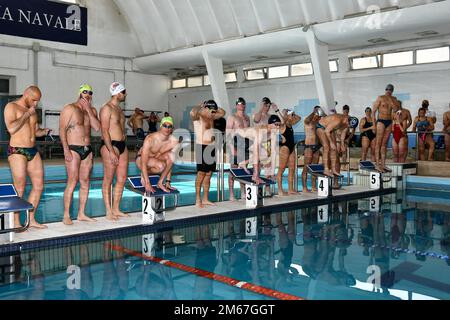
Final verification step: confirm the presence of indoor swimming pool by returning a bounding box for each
[1,192,449,300]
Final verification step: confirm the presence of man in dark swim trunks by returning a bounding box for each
[127,108,146,140]
[100,82,129,220]
[60,84,101,225]
[227,97,251,201]
[191,100,226,208]
[4,86,51,229]
[373,84,400,172]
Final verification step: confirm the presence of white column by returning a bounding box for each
[202,50,230,115]
[304,27,335,113]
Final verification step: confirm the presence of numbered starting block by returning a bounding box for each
[230,168,276,209]
[0,184,33,243]
[127,176,179,225]
[307,165,343,198]
[359,161,392,190]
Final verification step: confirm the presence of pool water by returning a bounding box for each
[2,191,449,300]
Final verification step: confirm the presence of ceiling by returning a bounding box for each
[112,0,450,74]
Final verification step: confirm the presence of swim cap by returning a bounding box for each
[262,97,272,105]
[349,116,359,129]
[386,84,394,92]
[160,117,174,128]
[268,115,281,125]
[236,97,246,105]
[285,109,294,116]
[422,100,430,108]
[314,106,325,117]
[79,84,93,94]
[204,100,218,110]
[110,82,126,96]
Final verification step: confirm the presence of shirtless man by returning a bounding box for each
[127,108,146,140]
[316,113,349,177]
[393,101,413,162]
[373,84,400,172]
[147,112,160,134]
[4,86,51,229]
[253,97,276,125]
[444,104,450,162]
[59,84,101,225]
[191,100,226,208]
[227,97,251,201]
[302,107,323,193]
[234,115,281,185]
[100,82,129,220]
[413,108,435,161]
[136,117,179,194]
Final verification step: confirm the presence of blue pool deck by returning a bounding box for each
[1,185,395,254]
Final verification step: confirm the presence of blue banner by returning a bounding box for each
[0,0,87,45]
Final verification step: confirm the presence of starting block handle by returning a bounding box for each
[0,210,30,235]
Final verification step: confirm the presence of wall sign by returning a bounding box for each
[0,0,87,45]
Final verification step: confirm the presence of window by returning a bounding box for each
[416,46,450,64]
[187,76,203,88]
[172,79,186,89]
[383,51,413,67]
[0,79,9,94]
[245,68,266,80]
[268,65,289,79]
[291,63,313,76]
[351,55,380,70]
[329,60,339,72]
[225,72,237,83]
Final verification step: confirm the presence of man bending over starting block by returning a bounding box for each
[136,117,179,194]
[316,113,349,177]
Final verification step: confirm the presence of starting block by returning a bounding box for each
[307,165,344,198]
[0,184,33,244]
[127,176,179,225]
[359,161,392,190]
[230,168,275,209]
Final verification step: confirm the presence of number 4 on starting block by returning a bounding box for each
[246,185,264,209]
[142,196,165,225]
[317,177,330,198]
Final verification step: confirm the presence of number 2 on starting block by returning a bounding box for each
[370,172,381,189]
[142,196,165,225]
[246,185,264,209]
[317,177,329,197]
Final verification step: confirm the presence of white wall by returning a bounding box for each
[169,42,450,132]
[0,0,169,135]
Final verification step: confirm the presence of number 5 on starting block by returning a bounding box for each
[246,185,264,209]
[370,172,381,189]
[142,195,165,225]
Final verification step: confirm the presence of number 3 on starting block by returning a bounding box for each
[246,185,264,209]
[370,172,381,189]
[318,177,329,197]
[142,196,165,225]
